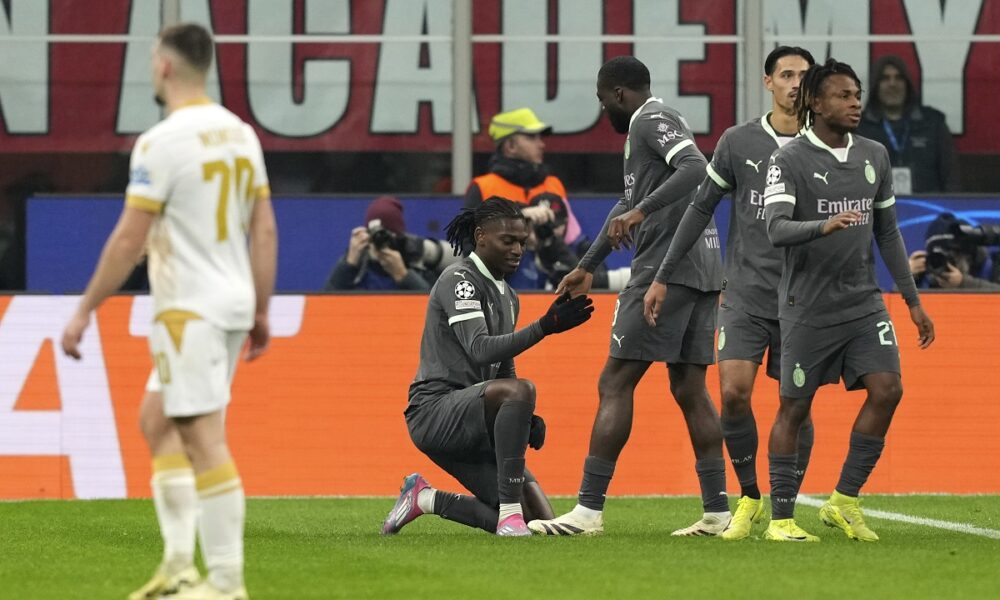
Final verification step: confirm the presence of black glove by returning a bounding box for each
[539,293,594,335]
[528,414,546,450]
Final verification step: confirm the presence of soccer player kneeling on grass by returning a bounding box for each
[760,59,934,542]
[61,23,277,599]
[382,197,594,537]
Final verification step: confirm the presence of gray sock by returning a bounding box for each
[695,457,730,513]
[493,398,533,503]
[578,455,616,511]
[434,491,498,533]
[795,420,815,490]
[769,453,799,520]
[721,413,759,498]
[836,431,885,497]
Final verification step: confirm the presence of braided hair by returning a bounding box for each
[445,196,526,256]
[794,58,862,131]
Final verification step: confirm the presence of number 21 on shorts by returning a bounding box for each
[876,320,898,346]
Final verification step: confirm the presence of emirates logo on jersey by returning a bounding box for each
[455,281,476,299]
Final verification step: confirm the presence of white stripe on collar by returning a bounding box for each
[469,252,505,295]
[805,128,854,162]
[760,111,801,146]
[628,96,663,131]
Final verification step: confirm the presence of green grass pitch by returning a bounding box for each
[2,496,998,599]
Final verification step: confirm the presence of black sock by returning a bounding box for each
[769,453,799,520]
[493,399,533,504]
[695,457,730,513]
[578,455,616,511]
[433,491,498,533]
[796,420,815,491]
[722,413,760,499]
[835,431,885,497]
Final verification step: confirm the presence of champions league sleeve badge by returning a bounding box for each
[455,280,476,299]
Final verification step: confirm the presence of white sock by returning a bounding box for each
[416,487,436,513]
[151,454,197,572]
[196,462,245,592]
[498,503,522,522]
[571,504,603,520]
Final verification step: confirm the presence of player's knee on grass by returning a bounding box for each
[521,481,555,521]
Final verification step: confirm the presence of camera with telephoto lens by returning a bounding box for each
[952,222,1000,247]
[926,247,950,274]
[367,219,458,271]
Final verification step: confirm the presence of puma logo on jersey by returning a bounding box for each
[453,270,468,280]
[612,334,625,348]
[745,159,762,172]
[813,171,829,184]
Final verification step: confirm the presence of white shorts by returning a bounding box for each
[147,319,247,417]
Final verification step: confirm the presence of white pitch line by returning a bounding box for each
[796,496,1000,539]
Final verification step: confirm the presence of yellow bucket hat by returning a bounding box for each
[488,108,552,143]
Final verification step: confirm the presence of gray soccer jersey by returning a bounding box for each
[763,130,921,327]
[408,253,543,405]
[658,114,792,318]
[581,98,722,291]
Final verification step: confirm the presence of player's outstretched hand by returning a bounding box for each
[909,305,935,349]
[608,208,645,250]
[821,210,862,235]
[643,281,667,327]
[555,267,593,297]
[540,292,594,334]
[528,414,546,450]
[245,313,271,361]
[61,310,91,360]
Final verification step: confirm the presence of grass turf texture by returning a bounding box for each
[2,496,998,599]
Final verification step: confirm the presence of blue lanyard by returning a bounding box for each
[882,118,910,154]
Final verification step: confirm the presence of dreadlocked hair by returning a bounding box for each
[794,58,862,131]
[445,196,526,256]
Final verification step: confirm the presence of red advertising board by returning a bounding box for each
[1,0,998,153]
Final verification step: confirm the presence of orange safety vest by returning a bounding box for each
[470,173,567,205]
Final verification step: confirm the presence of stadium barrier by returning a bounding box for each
[26,195,1000,292]
[1,292,997,500]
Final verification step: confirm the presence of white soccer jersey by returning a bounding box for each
[126,99,269,330]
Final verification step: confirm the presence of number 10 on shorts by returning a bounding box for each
[876,320,897,346]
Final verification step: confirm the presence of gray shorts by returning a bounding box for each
[717,303,781,380]
[609,283,718,364]
[779,309,901,398]
[404,383,537,508]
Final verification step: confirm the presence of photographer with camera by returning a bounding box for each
[325,196,450,291]
[909,212,1000,290]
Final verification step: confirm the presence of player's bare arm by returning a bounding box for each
[247,191,277,361]
[62,206,155,360]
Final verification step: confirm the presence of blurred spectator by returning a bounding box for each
[858,56,959,194]
[324,196,436,291]
[909,213,1000,290]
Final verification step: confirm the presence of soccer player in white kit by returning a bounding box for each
[61,23,276,600]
